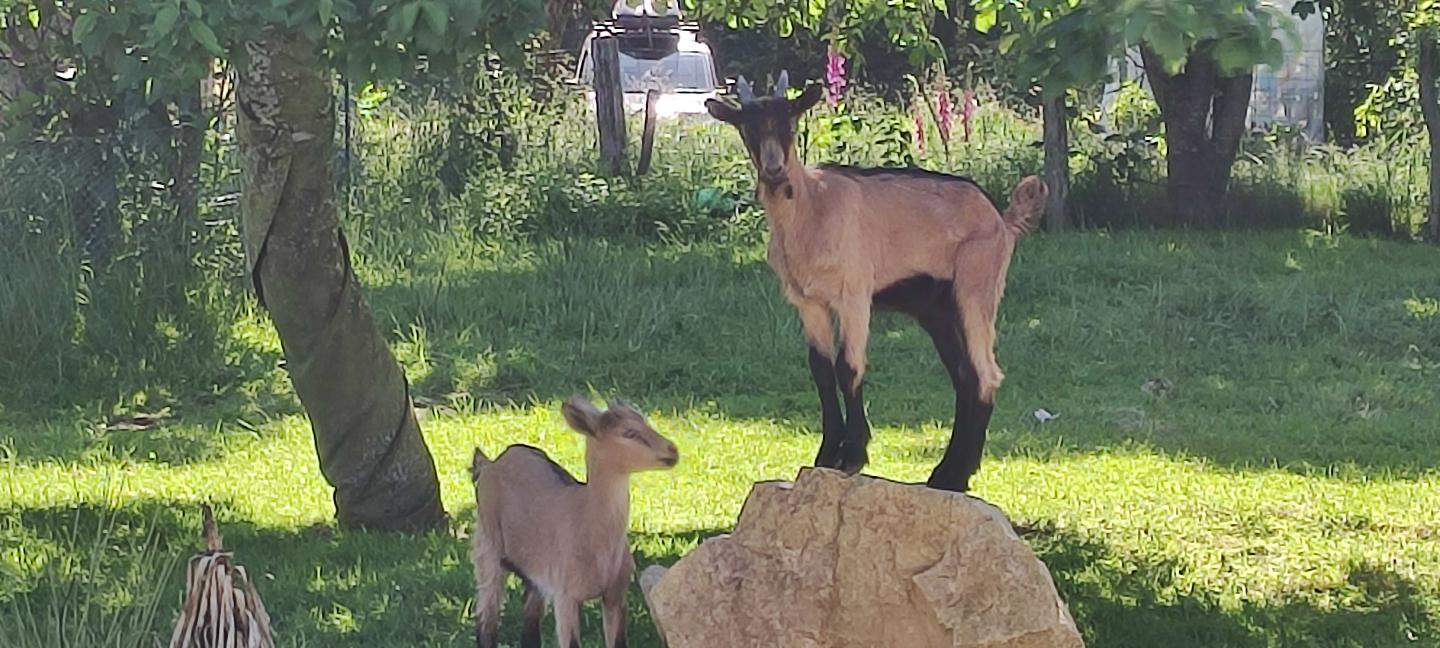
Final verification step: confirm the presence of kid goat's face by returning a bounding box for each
[706,82,823,189]
[562,396,679,473]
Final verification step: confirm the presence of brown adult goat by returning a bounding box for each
[470,395,679,648]
[707,73,1047,492]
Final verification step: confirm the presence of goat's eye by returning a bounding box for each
[623,429,640,440]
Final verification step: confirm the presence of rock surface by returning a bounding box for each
[644,468,1084,648]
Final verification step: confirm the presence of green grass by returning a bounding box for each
[3,228,1440,647]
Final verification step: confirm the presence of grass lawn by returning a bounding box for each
[2,230,1439,647]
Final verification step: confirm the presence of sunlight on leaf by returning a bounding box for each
[1403,297,1440,321]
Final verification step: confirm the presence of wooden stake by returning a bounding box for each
[638,89,659,176]
[593,36,627,177]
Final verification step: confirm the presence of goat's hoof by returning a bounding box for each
[834,442,868,476]
[814,446,845,470]
[925,472,970,493]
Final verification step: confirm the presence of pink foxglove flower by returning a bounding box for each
[824,45,848,107]
[913,102,927,155]
[961,89,977,143]
[937,90,954,145]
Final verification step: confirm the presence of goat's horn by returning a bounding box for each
[775,70,790,97]
[736,76,755,103]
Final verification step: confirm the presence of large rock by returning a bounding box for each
[643,468,1084,648]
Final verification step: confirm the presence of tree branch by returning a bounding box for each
[1210,71,1255,172]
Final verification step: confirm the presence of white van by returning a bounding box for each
[574,8,722,120]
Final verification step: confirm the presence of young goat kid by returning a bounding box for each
[707,73,1048,493]
[471,395,679,648]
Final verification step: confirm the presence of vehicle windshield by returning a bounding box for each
[582,51,716,93]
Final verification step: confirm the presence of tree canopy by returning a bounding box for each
[974,0,1293,99]
[1,0,541,102]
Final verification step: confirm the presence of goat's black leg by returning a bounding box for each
[809,346,847,469]
[834,346,871,475]
[520,583,546,648]
[918,309,985,493]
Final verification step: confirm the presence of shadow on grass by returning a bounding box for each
[0,396,303,467]
[6,500,1434,647]
[12,232,1440,479]
[1,500,727,648]
[1025,522,1438,647]
[362,237,1440,480]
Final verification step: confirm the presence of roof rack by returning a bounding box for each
[592,15,702,60]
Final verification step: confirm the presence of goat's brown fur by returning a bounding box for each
[471,395,679,648]
[708,77,1047,491]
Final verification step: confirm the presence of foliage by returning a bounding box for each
[0,0,544,152]
[974,0,1295,99]
[1076,81,1164,197]
[1287,0,1407,144]
[0,0,541,92]
[1356,64,1426,142]
[682,0,948,66]
[1,499,178,648]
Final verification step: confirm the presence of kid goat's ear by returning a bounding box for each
[561,394,602,436]
[706,98,741,124]
[790,83,823,116]
[608,397,638,416]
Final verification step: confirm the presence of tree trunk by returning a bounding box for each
[1141,45,1254,228]
[236,28,445,533]
[1042,94,1070,231]
[1420,38,1440,243]
[175,81,204,231]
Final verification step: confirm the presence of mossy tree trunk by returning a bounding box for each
[235,28,445,533]
[1141,44,1254,229]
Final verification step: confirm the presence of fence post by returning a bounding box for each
[593,36,627,176]
[638,89,659,176]
[1042,94,1070,232]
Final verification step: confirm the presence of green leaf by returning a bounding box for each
[153,6,181,38]
[416,22,446,51]
[188,20,223,56]
[975,8,996,33]
[455,0,483,35]
[185,0,203,17]
[302,18,326,41]
[998,33,1019,54]
[71,13,97,45]
[401,2,422,36]
[320,0,334,24]
[1145,22,1188,72]
[421,1,448,37]
[1212,39,1257,74]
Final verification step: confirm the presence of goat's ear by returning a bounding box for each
[790,83,823,116]
[706,98,741,124]
[470,448,488,482]
[608,397,638,416]
[561,394,602,436]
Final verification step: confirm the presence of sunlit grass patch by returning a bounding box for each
[4,231,1440,647]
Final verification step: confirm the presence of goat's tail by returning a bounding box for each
[470,447,491,482]
[1003,176,1049,238]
